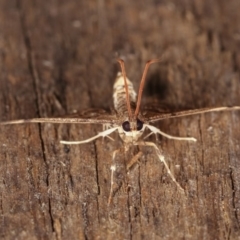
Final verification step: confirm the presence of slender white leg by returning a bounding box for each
[108,164,116,205]
[136,141,184,192]
[143,131,154,140]
[108,148,121,205]
[103,123,112,130]
[102,124,114,142]
[60,127,118,145]
[145,124,197,142]
[105,135,115,142]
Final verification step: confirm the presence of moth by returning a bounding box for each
[1,59,240,203]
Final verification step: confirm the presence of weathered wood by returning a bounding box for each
[0,0,240,239]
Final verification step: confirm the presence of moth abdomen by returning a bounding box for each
[113,72,137,116]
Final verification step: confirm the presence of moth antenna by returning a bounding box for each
[117,59,133,120]
[134,59,161,117]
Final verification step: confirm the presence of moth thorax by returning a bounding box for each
[119,129,143,144]
[113,72,137,114]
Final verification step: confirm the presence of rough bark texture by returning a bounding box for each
[0,0,240,239]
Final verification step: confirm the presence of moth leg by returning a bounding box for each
[103,123,112,130]
[136,141,184,192]
[143,131,154,140]
[101,124,115,142]
[143,132,159,142]
[108,150,144,204]
[145,124,197,142]
[126,151,143,171]
[108,165,116,205]
[104,135,115,142]
[108,149,121,205]
[60,127,118,145]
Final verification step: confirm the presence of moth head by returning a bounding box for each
[122,118,144,132]
[119,118,144,143]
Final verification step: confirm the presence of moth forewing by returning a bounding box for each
[145,106,240,123]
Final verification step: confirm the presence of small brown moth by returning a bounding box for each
[1,59,240,203]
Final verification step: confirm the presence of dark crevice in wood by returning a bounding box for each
[229,166,240,227]
[54,60,68,114]
[48,198,55,233]
[16,0,40,117]
[69,172,74,190]
[138,163,142,224]
[0,190,3,240]
[207,30,214,47]
[127,186,133,240]
[0,57,9,118]
[93,142,100,223]
[85,74,94,108]
[198,116,205,174]
[232,52,239,73]
[0,193,2,215]
[81,202,89,240]
[16,0,56,234]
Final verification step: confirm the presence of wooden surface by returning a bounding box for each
[0,0,240,239]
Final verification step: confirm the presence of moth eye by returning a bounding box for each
[122,121,131,132]
[137,119,144,131]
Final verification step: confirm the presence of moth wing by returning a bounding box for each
[140,104,176,121]
[0,108,119,125]
[142,106,240,123]
[60,108,119,124]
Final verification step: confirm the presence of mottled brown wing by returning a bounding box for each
[0,108,119,125]
[142,106,240,123]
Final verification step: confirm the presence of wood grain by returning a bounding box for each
[0,0,240,239]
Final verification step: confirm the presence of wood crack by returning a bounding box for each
[16,0,56,234]
[229,166,240,227]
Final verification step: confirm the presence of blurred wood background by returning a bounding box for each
[0,0,240,239]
